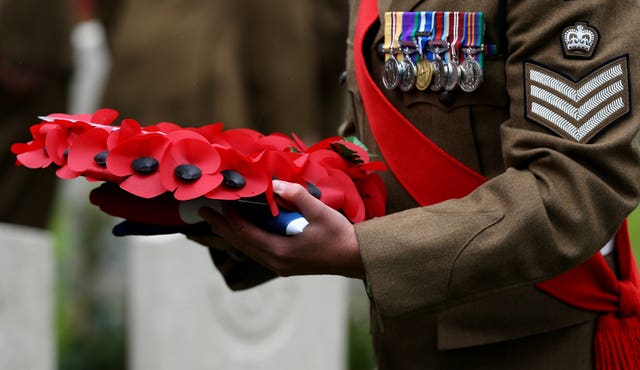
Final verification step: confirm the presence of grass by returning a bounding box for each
[630,206,640,266]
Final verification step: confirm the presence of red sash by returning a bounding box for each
[354,1,640,368]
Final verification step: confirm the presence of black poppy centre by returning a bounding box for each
[221,170,246,189]
[93,150,109,167]
[174,164,203,183]
[132,156,160,175]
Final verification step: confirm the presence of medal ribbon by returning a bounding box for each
[461,12,485,67]
[383,12,404,61]
[416,12,433,61]
[400,12,420,62]
[449,12,464,62]
[383,12,393,61]
[392,12,404,60]
[432,12,452,61]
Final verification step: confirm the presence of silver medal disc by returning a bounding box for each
[399,59,417,92]
[430,58,446,91]
[458,59,484,92]
[382,56,404,90]
[444,60,460,91]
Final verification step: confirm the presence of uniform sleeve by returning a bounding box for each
[356,0,640,318]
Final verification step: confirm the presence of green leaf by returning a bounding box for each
[330,142,365,165]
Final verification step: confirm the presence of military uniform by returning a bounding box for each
[203,0,639,368]
[343,0,640,369]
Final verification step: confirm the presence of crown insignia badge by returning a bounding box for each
[562,22,599,59]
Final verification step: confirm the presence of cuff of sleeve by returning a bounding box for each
[356,206,502,318]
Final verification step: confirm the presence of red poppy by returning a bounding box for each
[205,148,270,201]
[18,109,119,176]
[256,150,303,183]
[256,133,298,153]
[185,122,227,145]
[46,120,93,166]
[107,133,171,199]
[252,150,305,215]
[290,133,309,152]
[11,122,52,168]
[66,126,123,182]
[308,149,349,173]
[220,128,264,156]
[46,108,119,126]
[12,118,94,181]
[325,168,366,223]
[12,109,389,224]
[147,121,182,133]
[293,153,366,222]
[106,118,143,149]
[161,136,223,201]
[354,172,387,220]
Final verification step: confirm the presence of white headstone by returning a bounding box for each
[0,223,54,370]
[127,234,348,370]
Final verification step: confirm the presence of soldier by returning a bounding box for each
[192,1,640,369]
[0,0,72,228]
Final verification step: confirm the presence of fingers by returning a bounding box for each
[198,205,279,265]
[272,179,327,221]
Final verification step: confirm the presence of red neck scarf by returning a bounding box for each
[354,1,640,368]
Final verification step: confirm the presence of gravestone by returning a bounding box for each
[0,223,54,370]
[127,234,348,370]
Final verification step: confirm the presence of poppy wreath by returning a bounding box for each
[11,108,387,236]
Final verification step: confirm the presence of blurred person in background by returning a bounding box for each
[103,0,348,139]
[0,0,72,228]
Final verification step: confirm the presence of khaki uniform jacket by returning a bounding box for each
[344,0,640,369]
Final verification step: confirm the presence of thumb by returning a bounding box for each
[272,179,327,221]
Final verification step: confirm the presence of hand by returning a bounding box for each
[196,180,366,279]
[90,182,218,236]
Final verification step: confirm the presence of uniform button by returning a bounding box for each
[339,71,347,87]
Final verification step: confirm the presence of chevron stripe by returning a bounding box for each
[531,103,578,139]
[530,98,626,142]
[579,81,624,120]
[530,80,625,122]
[577,64,623,100]
[525,57,630,143]
[581,97,626,139]
[529,64,623,102]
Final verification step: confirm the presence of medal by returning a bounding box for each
[428,40,448,91]
[459,59,483,92]
[382,12,405,90]
[415,58,434,90]
[397,13,420,92]
[444,59,460,91]
[383,55,404,90]
[383,10,486,94]
[443,12,462,92]
[459,47,484,92]
[429,12,451,92]
[457,13,485,92]
[414,12,434,91]
[399,54,417,91]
